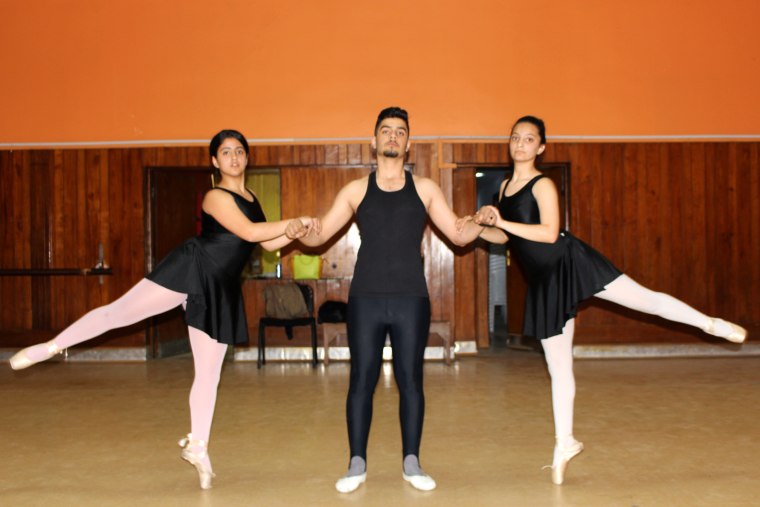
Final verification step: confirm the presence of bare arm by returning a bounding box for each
[202,189,314,245]
[457,215,509,244]
[298,178,364,247]
[476,177,560,243]
[416,177,492,246]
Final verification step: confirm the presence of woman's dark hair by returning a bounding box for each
[209,129,250,158]
[512,115,546,145]
[374,106,409,134]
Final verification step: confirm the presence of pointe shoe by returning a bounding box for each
[10,340,62,370]
[178,434,215,490]
[335,472,366,493]
[402,472,437,491]
[549,440,584,485]
[704,318,747,344]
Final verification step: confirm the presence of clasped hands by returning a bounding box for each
[456,205,500,233]
[285,217,322,239]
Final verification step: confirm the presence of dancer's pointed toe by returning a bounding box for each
[179,434,215,490]
[549,440,584,485]
[704,318,747,344]
[10,341,62,370]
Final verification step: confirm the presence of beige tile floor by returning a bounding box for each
[2,347,758,507]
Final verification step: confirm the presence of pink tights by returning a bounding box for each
[22,278,227,467]
[542,274,730,447]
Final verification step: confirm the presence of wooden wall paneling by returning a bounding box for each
[719,143,741,318]
[251,146,272,166]
[451,166,478,343]
[702,143,719,312]
[29,151,53,330]
[347,144,362,165]
[0,151,33,330]
[685,142,709,315]
[361,144,373,165]
[414,143,450,323]
[77,148,103,323]
[50,150,74,328]
[669,142,709,327]
[597,143,626,329]
[654,143,672,291]
[485,143,508,163]
[744,143,760,324]
[710,142,735,317]
[426,153,452,327]
[276,145,294,166]
[97,147,111,309]
[321,145,340,165]
[94,148,145,347]
[296,145,317,166]
[602,144,625,269]
[279,165,371,280]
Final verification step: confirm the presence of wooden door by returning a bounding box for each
[145,167,211,358]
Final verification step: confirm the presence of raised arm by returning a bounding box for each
[202,189,315,248]
[298,178,365,247]
[417,177,506,246]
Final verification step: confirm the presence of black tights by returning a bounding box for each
[346,296,431,459]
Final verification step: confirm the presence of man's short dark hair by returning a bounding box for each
[374,106,409,134]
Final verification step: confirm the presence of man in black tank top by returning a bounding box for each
[298,107,492,493]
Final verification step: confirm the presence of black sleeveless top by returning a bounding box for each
[147,187,266,344]
[498,174,621,338]
[349,171,429,297]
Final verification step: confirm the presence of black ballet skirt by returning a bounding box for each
[146,188,265,345]
[498,175,622,339]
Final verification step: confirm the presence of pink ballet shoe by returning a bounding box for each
[544,440,584,485]
[10,340,62,370]
[703,318,747,344]
[179,434,215,490]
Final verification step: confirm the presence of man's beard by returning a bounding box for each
[382,149,400,158]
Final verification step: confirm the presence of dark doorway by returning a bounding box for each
[144,167,212,358]
[470,164,571,348]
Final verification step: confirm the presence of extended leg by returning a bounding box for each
[10,279,186,369]
[595,275,746,342]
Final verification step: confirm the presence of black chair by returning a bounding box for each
[258,283,318,368]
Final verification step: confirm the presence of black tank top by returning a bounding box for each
[349,171,429,297]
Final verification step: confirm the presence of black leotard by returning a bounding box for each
[147,187,265,344]
[498,175,622,339]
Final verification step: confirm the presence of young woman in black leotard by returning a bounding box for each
[298,107,492,493]
[9,130,318,490]
[466,116,747,485]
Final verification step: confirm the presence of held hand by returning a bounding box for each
[293,216,322,238]
[474,205,499,227]
[285,219,306,239]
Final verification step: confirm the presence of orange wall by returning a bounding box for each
[2,0,759,145]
